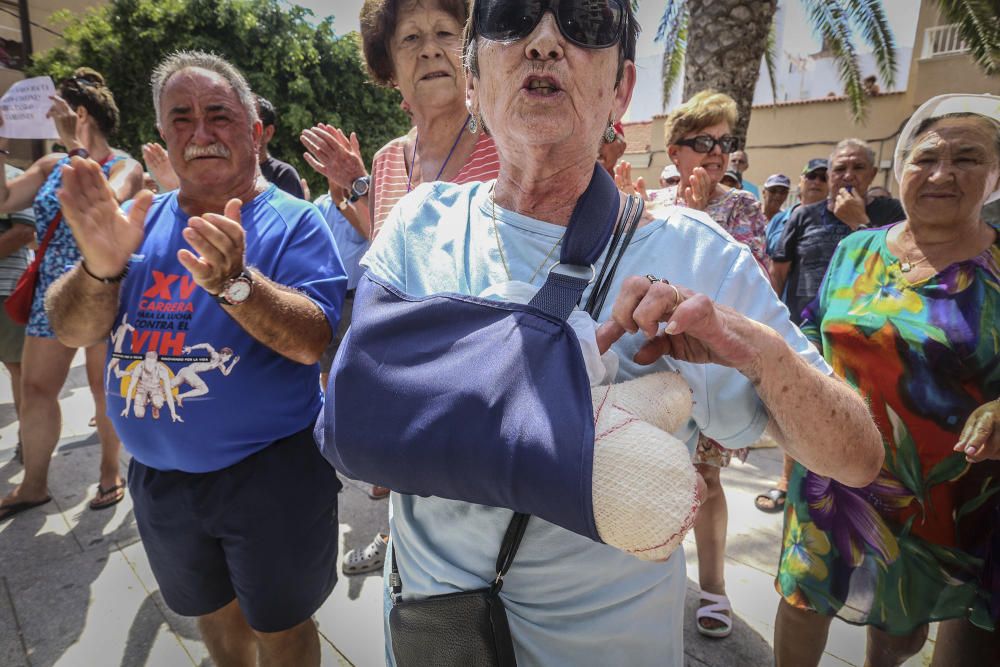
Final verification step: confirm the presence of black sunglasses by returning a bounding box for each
[475,0,626,50]
[804,171,828,182]
[675,134,739,154]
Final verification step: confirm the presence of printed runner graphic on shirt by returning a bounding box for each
[107,269,239,422]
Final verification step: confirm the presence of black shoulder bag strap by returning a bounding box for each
[390,165,643,601]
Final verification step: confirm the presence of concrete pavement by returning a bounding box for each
[0,352,937,666]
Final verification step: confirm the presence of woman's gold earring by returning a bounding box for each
[469,114,479,134]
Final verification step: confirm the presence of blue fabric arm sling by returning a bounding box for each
[315,165,624,542]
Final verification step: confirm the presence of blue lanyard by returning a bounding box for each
[406,115,471,193]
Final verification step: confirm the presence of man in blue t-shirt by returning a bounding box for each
[44,52,346,666]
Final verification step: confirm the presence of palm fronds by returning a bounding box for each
[764,22,779,104]
[934,0,1000,74]
[800,0,867,121]
[655,1,688,109]
[842,0,898,88]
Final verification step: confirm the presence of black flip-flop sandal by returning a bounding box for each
[0,496,52,522]
[754,487,787,513]
[89,482,126,510]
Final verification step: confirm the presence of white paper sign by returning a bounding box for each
[0,77,60,140]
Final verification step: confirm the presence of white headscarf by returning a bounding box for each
[893,93,1000,204]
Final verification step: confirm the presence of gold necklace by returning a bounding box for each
[489,186,563,283]
[898,227,931,273]
[899,255,930,273]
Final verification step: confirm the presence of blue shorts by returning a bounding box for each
[128,427,343,632]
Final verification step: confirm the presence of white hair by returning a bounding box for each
[151,51,258,127]
[830,138,876,167]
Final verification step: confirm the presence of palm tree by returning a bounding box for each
[657,0,898,139]
[933,0,1000,75]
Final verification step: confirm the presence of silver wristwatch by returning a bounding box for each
[214,270,254,306]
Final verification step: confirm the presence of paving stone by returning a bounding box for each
[0,577,28,667]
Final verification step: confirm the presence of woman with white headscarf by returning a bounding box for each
[774,94,1000,666]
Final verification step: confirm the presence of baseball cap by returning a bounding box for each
[802,158,828,175]
[660,164,680,181]
[722,168,742,187]
[893,93,1000,203]
[764,174,791,189]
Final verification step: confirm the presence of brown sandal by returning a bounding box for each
[89,482,126,510]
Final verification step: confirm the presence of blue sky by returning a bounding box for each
[306,0,918,58]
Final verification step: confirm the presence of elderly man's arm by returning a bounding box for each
[46,157,151,347]
[46,268,122,347]
[218,273,332,365]
[178,198,336,365]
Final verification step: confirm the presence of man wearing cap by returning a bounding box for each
[765,159,830,258]
[720,168,742,190]
[761,174,790,221]
[729,149,760,199]
[659,164,680,189]
[771,139,903,324]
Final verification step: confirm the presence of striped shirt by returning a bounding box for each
[370,130,499,238]
[0,165,36,297]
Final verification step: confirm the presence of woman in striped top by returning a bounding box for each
[299,0,500,574]
[300,0,500,241]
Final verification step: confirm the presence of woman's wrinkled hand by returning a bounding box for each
[955,400,1000,463]
[680,166,713,210]
[142,142,179,192]
[613,161,650,201]
[595,275,764,372]
[300,124,367,192]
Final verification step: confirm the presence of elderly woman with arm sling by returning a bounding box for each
[319,2,883,665]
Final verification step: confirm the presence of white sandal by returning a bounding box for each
[342,533,388,575]
[696,591,733,638]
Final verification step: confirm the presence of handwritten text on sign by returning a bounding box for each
[0,77,60,140]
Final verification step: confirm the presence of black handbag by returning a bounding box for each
[386,193,643,667]
[389,513,529,667]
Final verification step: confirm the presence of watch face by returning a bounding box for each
[352,176,370,197]
[226,278,252,303]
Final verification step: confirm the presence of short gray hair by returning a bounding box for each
[830,138,876,167]
[151,51,258,127]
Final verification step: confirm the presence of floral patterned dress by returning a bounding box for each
[654,184,769,268]
[776,225,1000,633]
[28,154,123,338]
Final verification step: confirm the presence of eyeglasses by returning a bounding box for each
[475,0,626,50]
[803,171,827,182]
[674,134,739,154]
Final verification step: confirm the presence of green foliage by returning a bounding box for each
[28,0,411,195]
[935,0,1000,75]
[657,0,898,122]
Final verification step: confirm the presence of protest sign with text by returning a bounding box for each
[0,77,60,140]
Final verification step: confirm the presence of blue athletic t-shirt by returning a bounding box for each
[106,184,346,473]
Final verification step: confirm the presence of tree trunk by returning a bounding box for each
[683,0,777,143]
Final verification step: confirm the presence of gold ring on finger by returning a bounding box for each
[666,283,682,305]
